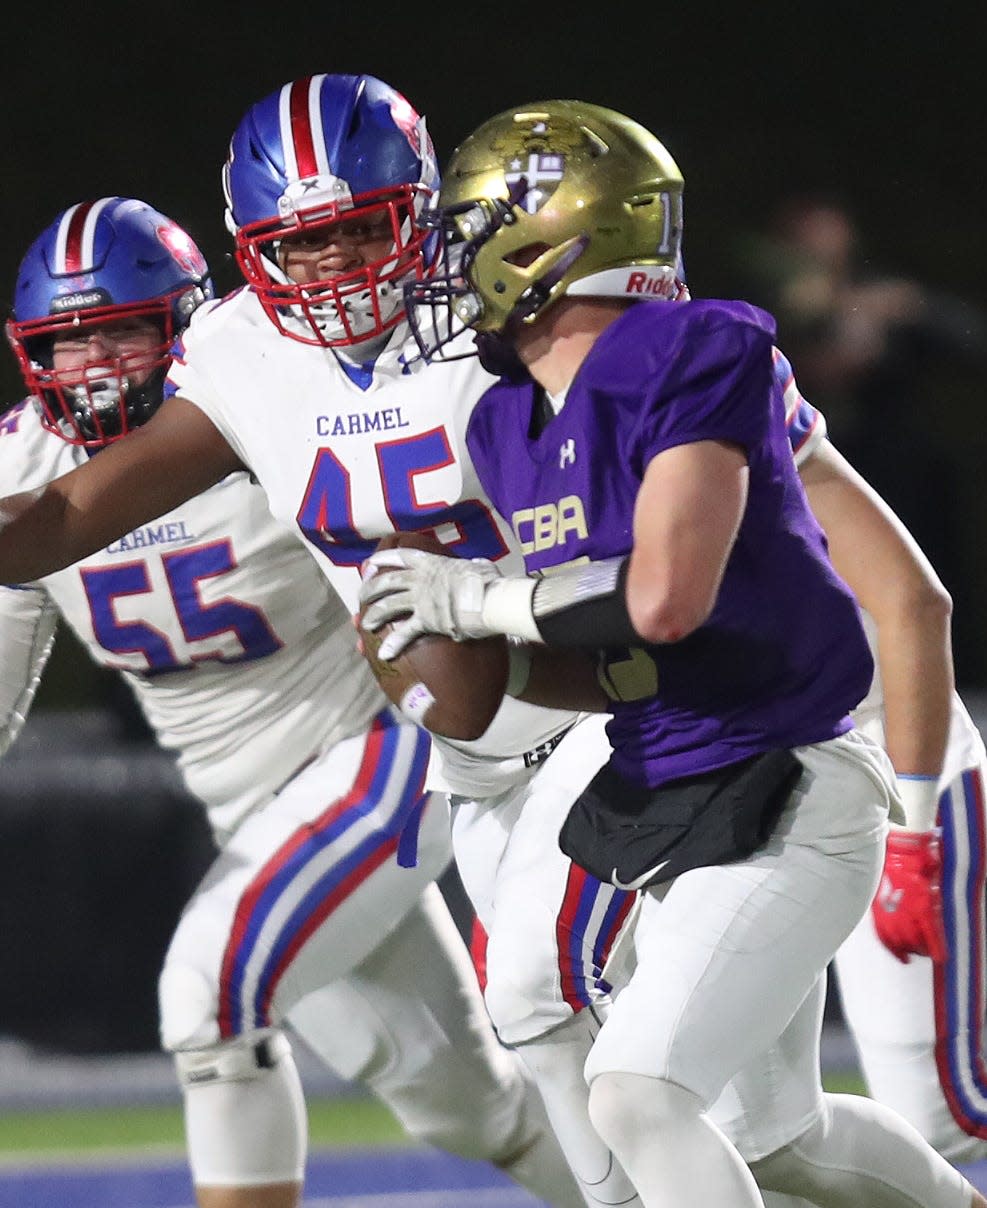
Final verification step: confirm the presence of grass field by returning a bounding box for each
[0,1072,869,1160]
[0,1097,408,1159]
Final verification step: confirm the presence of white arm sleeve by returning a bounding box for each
[0,585,58,758]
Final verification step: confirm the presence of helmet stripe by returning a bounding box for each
[56,201,92,273]
[56,199,102,274]
[305,74,330,175]
[279,80,303,180]
[282,74,328,182]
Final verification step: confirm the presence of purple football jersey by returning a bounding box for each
[466,299,873,787]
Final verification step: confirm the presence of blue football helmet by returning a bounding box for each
[7,197,212,447]
[222,72,439,348]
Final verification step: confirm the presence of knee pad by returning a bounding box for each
[174,1030,292,1088]
[176,1029,306,1187]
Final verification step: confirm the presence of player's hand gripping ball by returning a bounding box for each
[357,532,508,741]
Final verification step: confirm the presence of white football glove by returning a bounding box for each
[359,548,503,659]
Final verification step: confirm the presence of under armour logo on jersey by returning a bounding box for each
[877,873,904,914]
[559,438,576,468]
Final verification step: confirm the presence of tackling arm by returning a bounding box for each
[800,437,951,962]
[799,438,953,797]
[0,398,243,585]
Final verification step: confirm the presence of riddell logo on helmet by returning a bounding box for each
[51,289,107,312]
[625,272,671,296]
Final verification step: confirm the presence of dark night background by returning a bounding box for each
[0,3,984,1053]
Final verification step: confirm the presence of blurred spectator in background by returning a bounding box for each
[734,193,987,681]
[736,194,986,420]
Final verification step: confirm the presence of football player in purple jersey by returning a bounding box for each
[359,100,986,1208]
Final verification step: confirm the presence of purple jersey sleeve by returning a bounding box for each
[634,307,776,465]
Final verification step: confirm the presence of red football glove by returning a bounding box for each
[871,829,947,964]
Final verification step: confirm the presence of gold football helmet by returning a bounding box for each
[406,100,684,360]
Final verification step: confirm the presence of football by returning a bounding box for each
[357,531,509,741]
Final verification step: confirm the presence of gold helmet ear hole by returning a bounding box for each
[504,243,552,268]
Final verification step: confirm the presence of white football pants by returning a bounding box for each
[159,709,582,1204]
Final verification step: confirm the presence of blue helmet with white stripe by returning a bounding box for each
[222,73,439,347]
[7,197,212,447]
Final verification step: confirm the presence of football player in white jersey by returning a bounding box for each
[1,196,588,1208]
[0,78,641,1207]
[748,362,987,1208]
[790,358,987,1164]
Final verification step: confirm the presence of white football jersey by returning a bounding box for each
[790,388,986,788]
[0,397,384,837]
[166,289,582,795]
